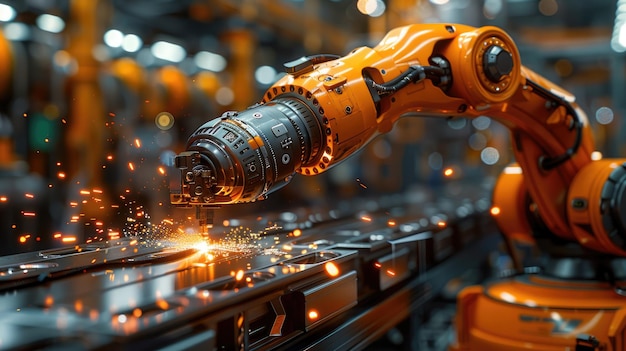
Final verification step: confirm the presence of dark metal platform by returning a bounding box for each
[0,187,499,350]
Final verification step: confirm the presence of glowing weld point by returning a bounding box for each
[235,269,245,281]
[308,310,319,320]
[490,206,501,216]
[324,262,339,277]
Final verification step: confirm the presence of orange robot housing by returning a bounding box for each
[172,23,626,349]
[451,276,626,351]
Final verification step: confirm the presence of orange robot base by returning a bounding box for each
[450,274,626,351]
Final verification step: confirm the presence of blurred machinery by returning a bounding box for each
[0,1,625,351]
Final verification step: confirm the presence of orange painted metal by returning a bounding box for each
[450,276,626,350]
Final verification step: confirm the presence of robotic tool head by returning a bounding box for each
[170,97,324,232]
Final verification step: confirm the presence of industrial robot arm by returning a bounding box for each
[171,23,626,257]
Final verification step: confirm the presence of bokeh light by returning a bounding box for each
[595,107,614,125]
[480,147,500,165]
[155,112,175,130]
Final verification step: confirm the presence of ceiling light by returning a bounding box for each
[36,14,65,33]
[151,41,186,63]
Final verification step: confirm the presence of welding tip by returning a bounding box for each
[199,222,211,237]
[196,207,214,237]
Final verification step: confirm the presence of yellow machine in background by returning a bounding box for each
[171,23,626,350]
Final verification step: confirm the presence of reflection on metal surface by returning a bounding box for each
[0,187,498,350]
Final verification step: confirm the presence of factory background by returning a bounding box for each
[0,0,622,255]
[0,1,625,350]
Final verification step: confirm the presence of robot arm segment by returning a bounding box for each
[170,23,626,257]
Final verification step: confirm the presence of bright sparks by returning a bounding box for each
[490,206,501,216]
[193,240,210,254]
[324,262,340,277]
[128,162,135,171]
[308,310,319,320]
[134,138,142,148]
[235,269,245,281]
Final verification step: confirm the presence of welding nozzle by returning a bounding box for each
[196,206,214,236]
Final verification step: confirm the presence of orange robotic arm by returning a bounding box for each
[171,23,626,257]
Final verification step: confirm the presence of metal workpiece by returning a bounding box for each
[0,188,497,350]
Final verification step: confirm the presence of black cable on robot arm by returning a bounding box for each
[364,64,449,96]
[525,78,583,170]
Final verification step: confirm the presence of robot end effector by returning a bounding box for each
[170,150,219,233]
[168,38,453,232]
[169,93,331,232]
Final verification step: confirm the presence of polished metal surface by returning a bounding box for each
[0,187,497,350]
